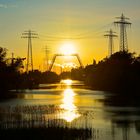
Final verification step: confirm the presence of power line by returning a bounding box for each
[114,13,131,51]
[38,23,112,41]
[44,45,50,71]
[21,30,38,72]
[104,29,118,57]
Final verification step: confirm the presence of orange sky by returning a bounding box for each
[0,0,140,72]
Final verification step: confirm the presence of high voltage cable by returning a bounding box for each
[39,23,113,41]
[75,23,113,37]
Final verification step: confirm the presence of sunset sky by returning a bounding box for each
[0,0,140,71]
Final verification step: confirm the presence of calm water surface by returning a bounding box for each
[0,80,140,140]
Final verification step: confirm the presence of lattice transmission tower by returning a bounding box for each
[22,30,38,72]
[104,29,117,57]
[45,46,50,71]
[114,13,131,51]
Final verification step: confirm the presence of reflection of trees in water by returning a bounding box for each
[104,95,140,107]
[103,95,140,140]
[111,120,130,140]
[111,118,140,140]
[135,121,140,134]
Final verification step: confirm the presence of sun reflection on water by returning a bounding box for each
[61,79,72,85]
[60,88,80,122]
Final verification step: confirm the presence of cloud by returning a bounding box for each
[0,4,8,8]
[0,4,17,8]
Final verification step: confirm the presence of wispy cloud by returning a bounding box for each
[0,4,17,8]
[0,4,8,8]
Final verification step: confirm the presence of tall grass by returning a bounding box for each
[0,105,97,139]
[0,105,94,129]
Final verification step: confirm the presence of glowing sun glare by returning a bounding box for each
[60,42,76,55]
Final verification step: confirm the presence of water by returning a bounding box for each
[0,79,140,140]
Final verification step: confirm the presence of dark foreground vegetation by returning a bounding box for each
[71,51,140,107]
[1,45,140,97]
[0,105,92,140]
[0,47,60,98]
[0,127,92,140]
[71,51,140,95]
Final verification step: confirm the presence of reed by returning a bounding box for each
[0,105,95,139]
[0,105,93,129]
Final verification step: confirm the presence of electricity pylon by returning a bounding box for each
[114,13,131,51]
[22,30,38,72]
[45,46,50,71]
[49,54,83,71]
[104,29,117,57]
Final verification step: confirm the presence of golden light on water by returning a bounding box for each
[60,88,80,122]
[63,79,72,85]
[61,89,76,110]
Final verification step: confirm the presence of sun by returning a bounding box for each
[59,42,76,55]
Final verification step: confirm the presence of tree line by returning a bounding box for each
[71,51,140,95]
[1,46,140,97]
[0,47,60,97]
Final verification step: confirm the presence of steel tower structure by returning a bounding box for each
[45,46,50,71]
[22,30,38,72]
[49,54,83,71]
[114,14,131,51]
[104,29,117,56]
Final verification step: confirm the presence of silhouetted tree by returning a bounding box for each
[0,47,23,97]
[41,71,60,84]
[71,67,85,81]
[59,71,71,79]
[84,51,140,94]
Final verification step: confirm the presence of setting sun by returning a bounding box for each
[59,42,76,55]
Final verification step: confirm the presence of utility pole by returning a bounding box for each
[104,29,117,57]
[114,13,131,51]
[21,30,38,72]
[9,53,26,67]
[45,46,50,71]
[11,52,15,65]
